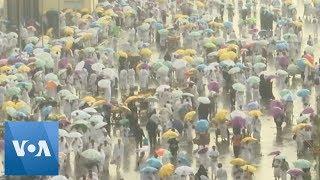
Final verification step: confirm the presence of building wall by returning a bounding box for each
[39,0,99,14]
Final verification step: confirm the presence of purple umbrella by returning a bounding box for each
[277,56,289,68]
[208,81,220,93]
[58,58,68,69]
[269,100,284,110]
[231,116,246,128]
[302,107,314,115]
[270,106,284,118]
[287,168,303,177]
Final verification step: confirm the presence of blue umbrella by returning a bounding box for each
[297,89,311,97]
[146,157,162,169]
[246,101,260,110]
[295,58,306,70]
[224,21,233,29]
[140,166,158,173]
[155,22,163,30]
[276,41,288,50]
[195,119,209,132]
[178,153,191,166]
[197,64,207,70]
[282,93,294,102]
[41,105,53,119]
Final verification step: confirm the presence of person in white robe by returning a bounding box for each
[112,139,124,172]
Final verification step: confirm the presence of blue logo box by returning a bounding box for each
[5,121,59,175]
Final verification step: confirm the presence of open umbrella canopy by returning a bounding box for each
[287,168,304,177]
[293,159,312,169]
[241,137,258,143]
[146,157,163,169]
[297,89,311,97]
[162,129,179,139]
[184,111,197,121]
[247,76,260,85]
[194,119,209,132]
[175,166,193,176]
[241,165,257,173]
[197,97,210,104]
[80,149,101,164]
[249,110,263,117]
[232,83,246,92]
[215,109,229,122]
[140,166,158,173]
[68,131,83,138]
[230,158,247,166]
[159,163,174,177]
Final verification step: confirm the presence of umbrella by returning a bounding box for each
[175,166,193,176]
[162,129,179,139]
[268,151,281,156]
[293,159,312,169]
[287,64,300,75]
[140,166,158,173]
[197,97,210,104]
[230,110,246,119]
[231,116,246,128]
[83,107,97,114]
[276,69,288,76]
[6,87,21,97]
[228,67,241,74]
[232,83,246,92]
[184,111,197,121]
[159,163,174,177]
[292,123,311,133]
[50,175,68,180]
[80,149,101,164]
[282,93,294,102]
[44,73,59,83]
[119,118,129,126]
[98,79,111,88]
[274,155,286,160]
[172,60,187,69]
[155,148,171,157]
[270,107,284,118]
[241,137,257,143]
[241,165,257,173]
[215,109,229,122]
[270,100,284,110]
[220,60,235,67]
[182,92,195,97]
[246,101,260,110]
[247,76,260,85]
[297,89,311,97]
[207,81,220,92]
[249,110,263,117]
[195,119,209,132]
[71,110,91,119]
[91,63,105,72]
[279,89,292,97]
[59,129,69,137]
[230,158,247,166]
[146,157,163,169]
[94,122,108,129]
[253,62,267,70]
[71,120,90,132]
[68,131,83,138]
[302,107,314,114]
[287,168,304,177]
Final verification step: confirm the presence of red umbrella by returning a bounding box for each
[287,168,303,177]
[303,54,314,65]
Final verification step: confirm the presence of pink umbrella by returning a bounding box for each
[208,81,220,93]
[302,107,314,115]
[271,106,284,118]
[231,116,246,128]
[287,168,303,177]
[0,59,8,66]
[58,58,69,69]
[269,100,284,110]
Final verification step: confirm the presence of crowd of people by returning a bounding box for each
[0,0,320,179]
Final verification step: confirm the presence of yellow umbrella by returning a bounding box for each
[124,95,144,104]
[214,109,229,122]
[209,21,223,28]
[162,130,179,139]
[183,56,194,63]
[0,66,12,73]
[92,100,107,107]
[117,51,128,59]
[292,123,310,133]
[140,48,153,58]
[227,44,239,51]
[230,158,247,166]
[159,163,174,177]
[184,111,197,121]
[220,51,238,60]
[248,110,263,117]
[241,165,257,173]
[3,101,15,111]
[174,14,189,20]
[241,137,258,143]
[17,65,31,73]
[185,49,197,56]
[64,37,74,50]
[0,74,7,83]
[174,49,186,56]
[80,8,90,14]
[293,21,303,28]
[82,96,96,105]
[217,48,229,56]
[64,26,74,36]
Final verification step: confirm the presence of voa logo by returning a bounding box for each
[12,140,51,157]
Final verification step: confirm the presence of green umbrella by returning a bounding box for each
[71,120,90,132]
[89,115,103,124]
[232,83,246,92]
[6,87,21,97]
[247,76,260,85]
[44,73,59,83]
[276,69,288,76]
[81,149,101,166]
[35,52,54,69]
[287,64,300,75]
[253,62,266,70]
[293,159,311,169]
[279,89,292,97]
[16,82,33,91]
[204,42,216,49]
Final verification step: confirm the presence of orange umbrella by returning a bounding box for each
[46,80,58,90]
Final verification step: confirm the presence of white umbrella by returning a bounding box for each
[156,85,170,92]
[59,129,69,137]
[230,110,247,119]
[101,68,118,79]
[71,110,91,119]
[92,63,105,72]
[175,166,194,176]
[83,107,98,114]
[182,92,195,97]
[75,61,85,71]
[58,89,72,97]
[68,131,83,138]
[44,73,59,83]
[172,89,183,98]
[50,175,68,180]
[228,67,241,74]
[276,69,288,76]
[89,115,104,124]
[172,60,187,69]
[98,79,111,88]
[197,97,210,104]
[94,121,108,129]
